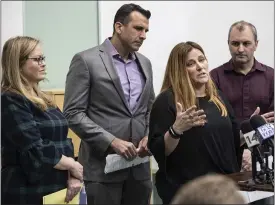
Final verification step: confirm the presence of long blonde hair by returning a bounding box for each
[1,36,55,110]
[161,41,227,116]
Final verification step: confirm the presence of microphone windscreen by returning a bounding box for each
[250,115,266,130]
[240,119,253,133]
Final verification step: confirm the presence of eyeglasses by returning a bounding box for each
[27,56,46,65]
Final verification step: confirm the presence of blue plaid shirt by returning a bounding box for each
[1,91,74,204]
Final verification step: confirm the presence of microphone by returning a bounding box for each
[250,115,274,187]
[240,120,265,175]
[241,120,259,149]
[250,115,274,147]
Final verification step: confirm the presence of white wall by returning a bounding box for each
[1,1,23,51]
[99,1,274,96]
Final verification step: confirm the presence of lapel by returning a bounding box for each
[99,41,131,113]
[132,52,149,113]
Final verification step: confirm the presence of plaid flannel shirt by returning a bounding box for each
[1,91,74,204]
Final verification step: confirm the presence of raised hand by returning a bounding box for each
[172,103,207,134]
[251,106,274,123]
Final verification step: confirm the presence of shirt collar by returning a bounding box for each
[105,37,136,61]
[224,58,266,73]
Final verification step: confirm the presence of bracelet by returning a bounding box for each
[168,126,181,139]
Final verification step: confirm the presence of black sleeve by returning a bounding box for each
[218,90,242,171]
[148,90,176,173]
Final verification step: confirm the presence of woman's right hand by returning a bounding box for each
[172,103,207,134]
[65,176,82,203]
[69,161,83,181]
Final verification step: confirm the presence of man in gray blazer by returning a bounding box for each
[63,3,155,205]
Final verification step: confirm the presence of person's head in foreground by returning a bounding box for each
[170,174,247,204]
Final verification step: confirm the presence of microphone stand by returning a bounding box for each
[238,147,260,191]
[252,147,257,181]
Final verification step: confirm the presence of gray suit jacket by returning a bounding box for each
[63,40,155,182]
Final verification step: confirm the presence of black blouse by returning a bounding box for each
[148,88,241,186]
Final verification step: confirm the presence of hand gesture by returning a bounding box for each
[137,136,152,158]
[172,103,206,134]
[111,138,137,161]
[65,176,82,203]
[69,161,83,181]
[251,107,274,123]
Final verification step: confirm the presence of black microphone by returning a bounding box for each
[250,115,274,187]
[240,120,260,149]
[240,120,265,176]
[250,115,274,147]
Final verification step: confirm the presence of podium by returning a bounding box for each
[227,171,273,192]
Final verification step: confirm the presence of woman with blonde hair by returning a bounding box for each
[1,36,83,204]
[148,41,242,204]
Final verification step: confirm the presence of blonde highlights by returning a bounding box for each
[161,41,227,116]
[1,36,55,110]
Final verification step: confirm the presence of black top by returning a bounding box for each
[1,91,74,204]
[148,88,241,187]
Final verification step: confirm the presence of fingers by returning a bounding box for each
[137,147,150,158]
[188,109,205,119]
[193,109,205,117]
[186,109,206,124]
[176,102,183,113]
[267,117,274,123]
[192,115,207,126]
[184,105,197,115]
[174,105,207,133]
[137,138,151,158]
[123,150,132,160]
[65,188,81,203]
[142,137,148,148]
[65,189,72,203]
[122,142,137,160]
[66,178,82,203]
[128,143,137,158]
[262,111,274,123]
[252,106,260,116]
[263,111,274,118]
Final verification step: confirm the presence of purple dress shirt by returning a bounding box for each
[210,58,274,123]
[105,38,145,112]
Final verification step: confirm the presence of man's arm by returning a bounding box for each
[137,61,155,157]
[63,53,115,157]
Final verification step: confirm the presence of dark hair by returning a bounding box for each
[113,3,151,34]
[228,20,258,42]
